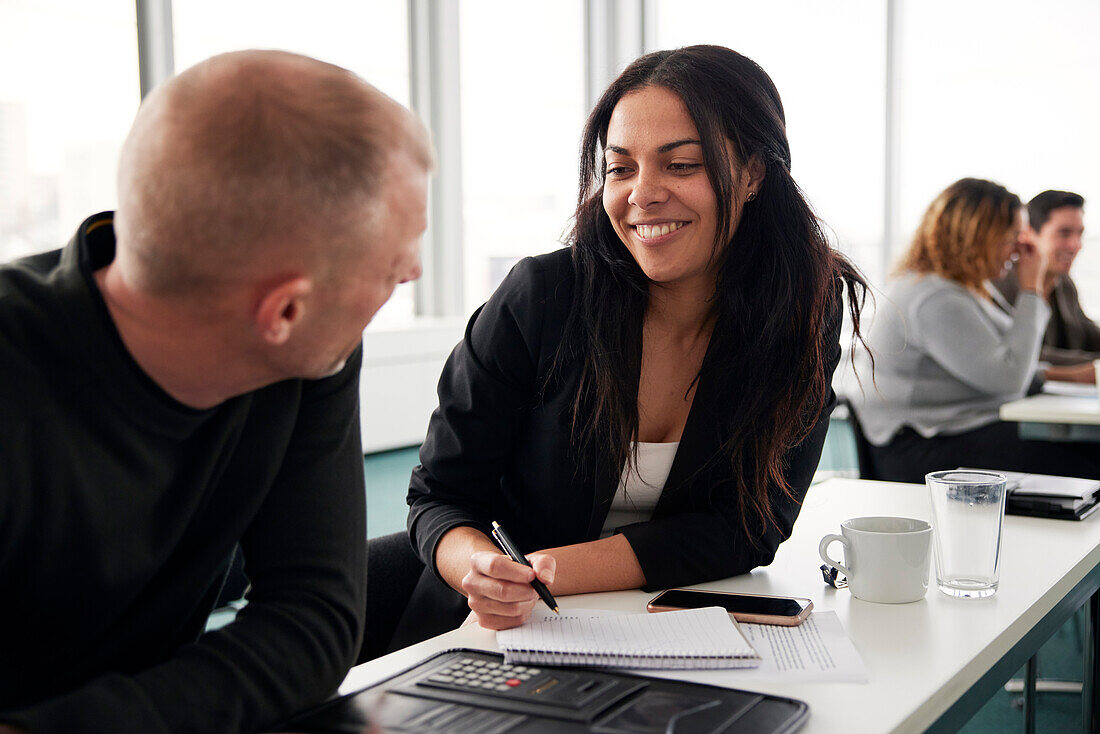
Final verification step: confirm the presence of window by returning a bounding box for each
[173,0,415,324]
[458,0,587,314]
[173,0,409,105]
[653,0,888,281]
[0,0,139,262]
[8,4,1096,321]
[896,0,1100,315]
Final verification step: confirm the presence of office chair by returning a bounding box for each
[837,396,880,481]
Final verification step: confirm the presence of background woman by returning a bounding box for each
[365,45,867,657]
[851,177,1100,483]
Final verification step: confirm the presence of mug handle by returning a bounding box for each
[819,534,851,578]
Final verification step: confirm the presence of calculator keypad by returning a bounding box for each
[420,658,544,694]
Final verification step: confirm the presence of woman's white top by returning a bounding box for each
[599,441,680,538]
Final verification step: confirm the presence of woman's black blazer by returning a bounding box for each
[402,247,838,632]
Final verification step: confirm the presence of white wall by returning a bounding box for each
[359,317,465,453]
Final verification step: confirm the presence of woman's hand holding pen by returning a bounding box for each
[461,550,556,630]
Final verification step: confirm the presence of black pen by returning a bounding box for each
[490,520,559,614]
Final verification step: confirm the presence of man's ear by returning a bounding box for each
[253,276,312,346]
[1022,225,1037,245]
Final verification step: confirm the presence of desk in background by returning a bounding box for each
[341,478,1100,733]
[1000,385,1100,443]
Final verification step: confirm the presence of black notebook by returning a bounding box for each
[1002,470,1100,521]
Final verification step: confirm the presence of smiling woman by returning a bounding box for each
[602,86,733,293]
[364,45,868,658]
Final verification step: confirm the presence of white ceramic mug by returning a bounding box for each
[819,516,933,604]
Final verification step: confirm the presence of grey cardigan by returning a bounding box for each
[852,273,1050,445]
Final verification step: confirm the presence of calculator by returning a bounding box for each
[413,654,635,714]
[273,649,810,733]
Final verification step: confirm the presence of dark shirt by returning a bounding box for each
[0,213,367,733]
[994,266,1100,365]
[407,249,838,604]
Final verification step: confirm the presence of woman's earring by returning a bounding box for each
[746,191,757,202]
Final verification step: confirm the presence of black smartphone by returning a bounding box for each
[647,588,813,626]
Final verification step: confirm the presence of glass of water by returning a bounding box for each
[926,470,1009,598]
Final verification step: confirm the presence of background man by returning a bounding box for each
[995,189,1098,382]
[0,50,431,732]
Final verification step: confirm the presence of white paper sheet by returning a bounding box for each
[1001,470,1100,500]
[1042,380,1100,398]
[639,611,868,684]
[497,607,760,669]
[736,612,867,682]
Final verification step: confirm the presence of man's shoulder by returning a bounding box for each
[0,248,95,422]
[0,248,67,323]
[0,249,69,360]
[1049,275,1097,326]
[1054,274,1082,300]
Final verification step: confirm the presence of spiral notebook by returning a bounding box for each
[496,607,761,670]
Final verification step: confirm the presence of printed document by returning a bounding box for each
[737,612,867,682]
[642,611,867,684]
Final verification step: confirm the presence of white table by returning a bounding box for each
[342,478,1100,733]
[1000,392,1100,442]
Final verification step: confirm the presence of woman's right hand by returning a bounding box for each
[460,551,556,630]
[1014,238,1047,295]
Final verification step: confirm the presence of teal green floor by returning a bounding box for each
[364,418,1085,732]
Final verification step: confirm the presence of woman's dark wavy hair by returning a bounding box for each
[554,45,868,537]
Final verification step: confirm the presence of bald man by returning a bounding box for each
[0,51,431,733]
